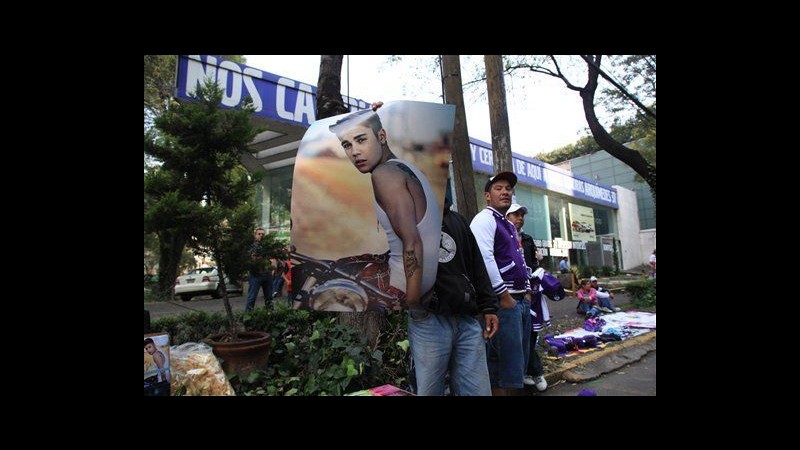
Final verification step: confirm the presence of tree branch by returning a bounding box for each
[580,55,656,119]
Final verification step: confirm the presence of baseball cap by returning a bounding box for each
[589,276,598,282]
[506,203,527,215]
[484,171,517,192]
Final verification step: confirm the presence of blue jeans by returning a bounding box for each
[246,273,273,312]
[598,297,616,311]
[527,331,543,377]
[486,293,531,389]
[272,276,285,297]
[407,308,491,396]
[577,301,601,317]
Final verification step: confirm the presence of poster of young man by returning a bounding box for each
[291,101,454,312]
[144,332,171,396]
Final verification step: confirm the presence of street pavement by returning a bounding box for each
[536,351,656,396]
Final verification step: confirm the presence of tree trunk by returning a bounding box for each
[580,56,656,204]
[316,55,349,118]
[316,55,385,347]
[157,230,186,299]
[441,55,479,221]
[216,264,238,339]
[484,55,513,173]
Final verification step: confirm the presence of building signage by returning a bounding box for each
[469,138,618,209]
[175,55,370,127]
[568,203,597,242]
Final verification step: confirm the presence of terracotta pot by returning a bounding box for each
[204,331,271,378]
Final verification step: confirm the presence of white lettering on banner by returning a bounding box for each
[186,55,217,97]
[218,60,242,107]
[185,56,264,112]
[552,239,573,249]
[534,239,550,248]
[540,248,549,256]
[515,159,526,175]
[480,147,493,165]
[276,78,295,120]
[526,162,543,181]
[544,170,573,192]
[573,241,586,250]
[243,67,263,112]
[470,143,477,162]
[584,183,612,202]
[294,83,316,123]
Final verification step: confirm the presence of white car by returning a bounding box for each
[174,267,243,301]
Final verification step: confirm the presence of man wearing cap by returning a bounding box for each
[470,171,532,395]
[507,203,549,392]
[590,276,621,313]
[329,108,440,310]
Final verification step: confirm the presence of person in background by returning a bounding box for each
[649,249,656,279]
[407,197,499,395]
[470,172,532,396]
[575,278,602,318]
[559,256,569,274]
[245,227,274,312]
[589,276,620,313]
[506,203,548,392]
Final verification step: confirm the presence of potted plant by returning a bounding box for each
[202,220,286,378]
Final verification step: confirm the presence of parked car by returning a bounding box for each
[173,267,243,301]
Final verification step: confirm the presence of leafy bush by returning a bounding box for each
[624,279,656,307]
[151,311,230,345]
[578,265,598,279]
[151,305,411,396]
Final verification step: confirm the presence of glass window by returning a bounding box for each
[548,197,563,239]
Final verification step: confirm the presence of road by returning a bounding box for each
[145,292,290,321]
[535,351,656,396]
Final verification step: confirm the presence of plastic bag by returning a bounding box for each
[170,342,236,396]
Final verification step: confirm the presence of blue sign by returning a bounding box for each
[469,137,618,209]
[175,55,370,127]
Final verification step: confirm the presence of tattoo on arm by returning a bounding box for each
[405,251,418,278]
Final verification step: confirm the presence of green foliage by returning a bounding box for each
[578,265,597,279]
[537,111,655,165]
[152,306,412,395]
[624,279,656,307]
[151,311,231,345]
[600,265,613,277]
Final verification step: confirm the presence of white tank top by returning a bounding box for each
[374,159,440,295]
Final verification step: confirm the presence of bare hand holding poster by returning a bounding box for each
[290,101,454,312]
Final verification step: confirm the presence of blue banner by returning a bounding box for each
[469,138,618,209]
[175,55,370,127]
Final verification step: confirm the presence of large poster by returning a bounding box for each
[290,101,454,312]
[568,203,597,242]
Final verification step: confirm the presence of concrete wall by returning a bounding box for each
[614,185,642,270]
[639,229,656,267]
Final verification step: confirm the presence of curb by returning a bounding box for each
[543,330,656,385]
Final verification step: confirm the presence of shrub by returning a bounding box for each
[600,265,613,277]
[624,279,656,307]
[151,305,411,395]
